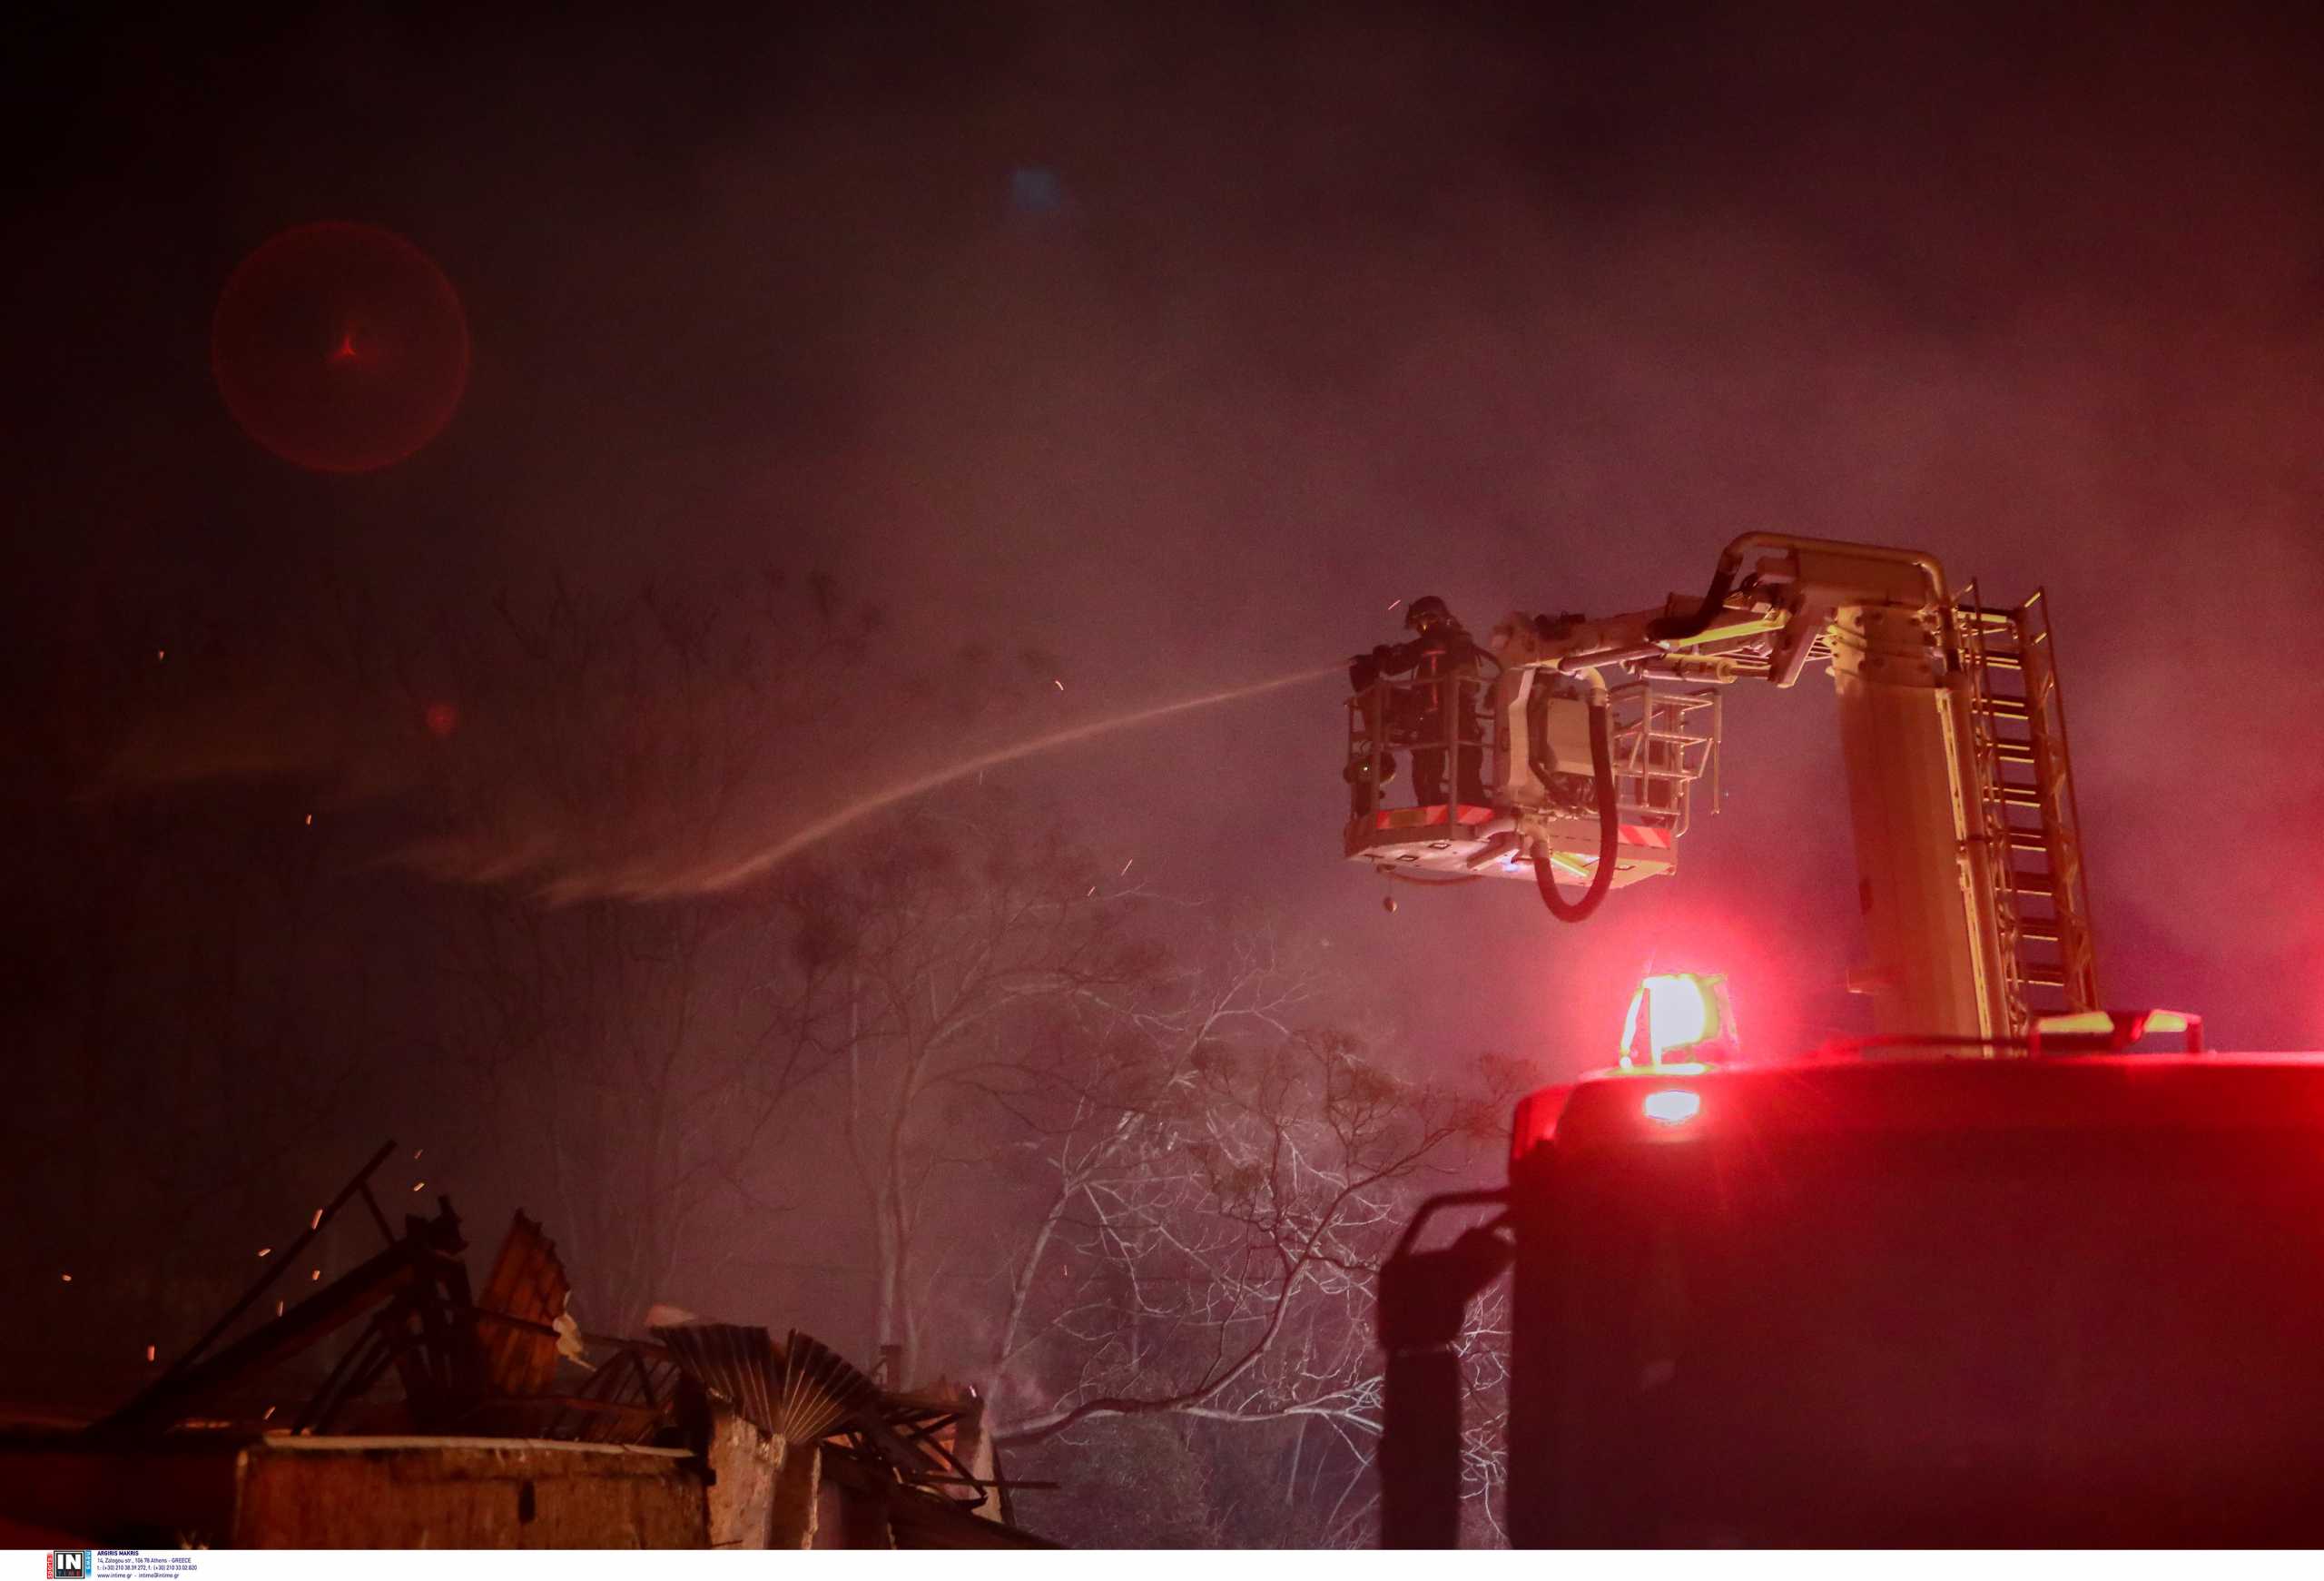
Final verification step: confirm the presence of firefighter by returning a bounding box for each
[1350,596,1489,807]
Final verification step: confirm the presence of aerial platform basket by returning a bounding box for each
[1343,671,1718,884]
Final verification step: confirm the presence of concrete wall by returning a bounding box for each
[231,1437,705,1547]
[703,1408,776,1547]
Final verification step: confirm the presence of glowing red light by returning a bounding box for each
[212,222,469,473]
[1620,973,1736,1067]
[424,701,459,737]
[1640,1088,1702,1127]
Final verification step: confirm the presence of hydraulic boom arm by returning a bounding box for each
[1492,535,2000,1042]
[1343,533,2101,1042]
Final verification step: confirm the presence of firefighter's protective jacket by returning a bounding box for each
[1350,622,1485,745]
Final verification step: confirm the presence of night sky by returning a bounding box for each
[10,0,2324,1482]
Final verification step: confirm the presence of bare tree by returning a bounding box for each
[767,799,1166,1374]
[868,902,1523,1545]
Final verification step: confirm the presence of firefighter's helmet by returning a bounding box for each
[1404,595,1452,632]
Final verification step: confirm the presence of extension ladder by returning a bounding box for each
[1955,588,2102,1033]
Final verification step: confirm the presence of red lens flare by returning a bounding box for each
[212,222,469,473]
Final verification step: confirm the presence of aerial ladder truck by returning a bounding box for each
[1351,535,2324,1546]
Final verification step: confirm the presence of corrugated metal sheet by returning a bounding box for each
[650,1325,879,1447]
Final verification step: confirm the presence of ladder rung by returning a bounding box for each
[1998,786,2043,809]
[1982,696,2032,720]
[2022,968,2068,990]
[1994,741,2037,766]
[2015,923,2062,945]
[1978,652,2024,670]
[2008,832,2050,853]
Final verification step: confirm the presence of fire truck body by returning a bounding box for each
[1502,1052,2324,1545]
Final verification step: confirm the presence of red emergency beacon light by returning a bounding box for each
[1617,972,1738,1067]
[1507,973,1737,1166]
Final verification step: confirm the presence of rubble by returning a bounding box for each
[0,1141,1055,1550]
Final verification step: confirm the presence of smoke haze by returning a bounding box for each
[10,1,2324,1537]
